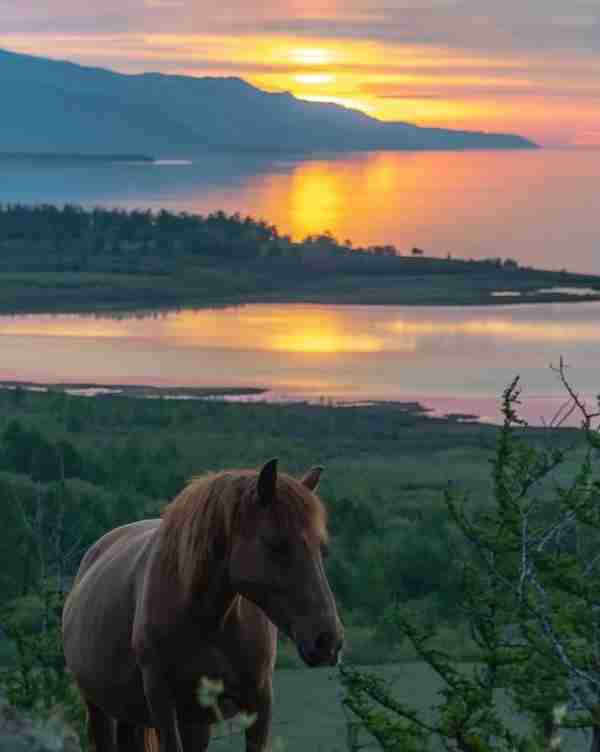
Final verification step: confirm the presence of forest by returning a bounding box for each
[0,386,493,645]
[1,204,599,311]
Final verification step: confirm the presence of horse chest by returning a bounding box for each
[171,643,238,684]
[168,644,249,722]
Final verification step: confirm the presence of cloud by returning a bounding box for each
[0,0,145,34]
[243,2,600,55]
[366,83,600,101]
[2,0,599,56]
[144,0,185,7]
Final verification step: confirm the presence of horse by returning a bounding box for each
[62,459,344,751]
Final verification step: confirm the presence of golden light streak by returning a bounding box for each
[293,73,335,85]
[255,151,451,243]
[299,94,375,113]
[286,162,344,241]
[386,318,600,343]
[268,331,382,353]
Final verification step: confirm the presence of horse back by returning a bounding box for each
[74,519,161,583]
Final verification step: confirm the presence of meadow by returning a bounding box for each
[204,664,590,751]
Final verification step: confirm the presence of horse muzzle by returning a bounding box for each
[298,630,344,667]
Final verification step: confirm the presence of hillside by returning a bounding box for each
[0,48,537,157]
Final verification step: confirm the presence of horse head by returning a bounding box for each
[229,459,344,667]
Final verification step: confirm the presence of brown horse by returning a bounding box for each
[62,459,344,752]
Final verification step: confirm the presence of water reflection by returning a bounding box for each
[386,316,600,343]
[3,304,600,352]
[1,304,600,420]
[0,307,381,353]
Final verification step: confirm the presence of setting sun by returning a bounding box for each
[291,47,334,66]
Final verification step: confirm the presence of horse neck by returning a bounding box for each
[190,557,237,629]
[148,526,237,633]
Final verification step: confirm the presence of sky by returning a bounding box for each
[1,1,599,145]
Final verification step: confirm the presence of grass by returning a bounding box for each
[0,266,599,314]
[208,663,592,751]
[1,249,600,314]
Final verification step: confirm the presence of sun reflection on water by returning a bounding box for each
[2,305,599,359]
[2,304,600,416]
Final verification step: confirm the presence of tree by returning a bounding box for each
[341,367,600,751]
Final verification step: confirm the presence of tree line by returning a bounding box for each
[0,203,523,273]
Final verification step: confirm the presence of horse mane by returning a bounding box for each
[159,469,328,600]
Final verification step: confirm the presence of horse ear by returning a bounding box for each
[301,466,324,491]
[257,458,278,507]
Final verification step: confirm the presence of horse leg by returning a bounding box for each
[86,700,115,752]
[115,721,145,751]
[179,723,211,752]
[141,667,183,752]
[245,681,272,752]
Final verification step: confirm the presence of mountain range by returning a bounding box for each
[0,48,537,157]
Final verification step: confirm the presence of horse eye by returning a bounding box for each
[266,539,290,558]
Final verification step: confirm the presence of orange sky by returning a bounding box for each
[1,1,599,145]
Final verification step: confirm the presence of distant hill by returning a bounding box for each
[0,48,537,157]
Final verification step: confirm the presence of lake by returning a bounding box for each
[3,148,600,421]
[2,148,600,273]
[1,302,599,423]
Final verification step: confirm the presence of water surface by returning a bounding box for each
[2,302,599,423]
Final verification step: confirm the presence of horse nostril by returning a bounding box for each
[315,631,335,655]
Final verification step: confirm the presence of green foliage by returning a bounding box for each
[340,375,600,751]
[0,580,87,747]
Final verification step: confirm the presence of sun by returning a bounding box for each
[291,47,334,66]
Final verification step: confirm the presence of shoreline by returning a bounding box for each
[0,288,600,317]
[1,380,587,428]
[0,380,267,399]
[0,379,512,427]
[0,379,437,413]
[0,152,154,163]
